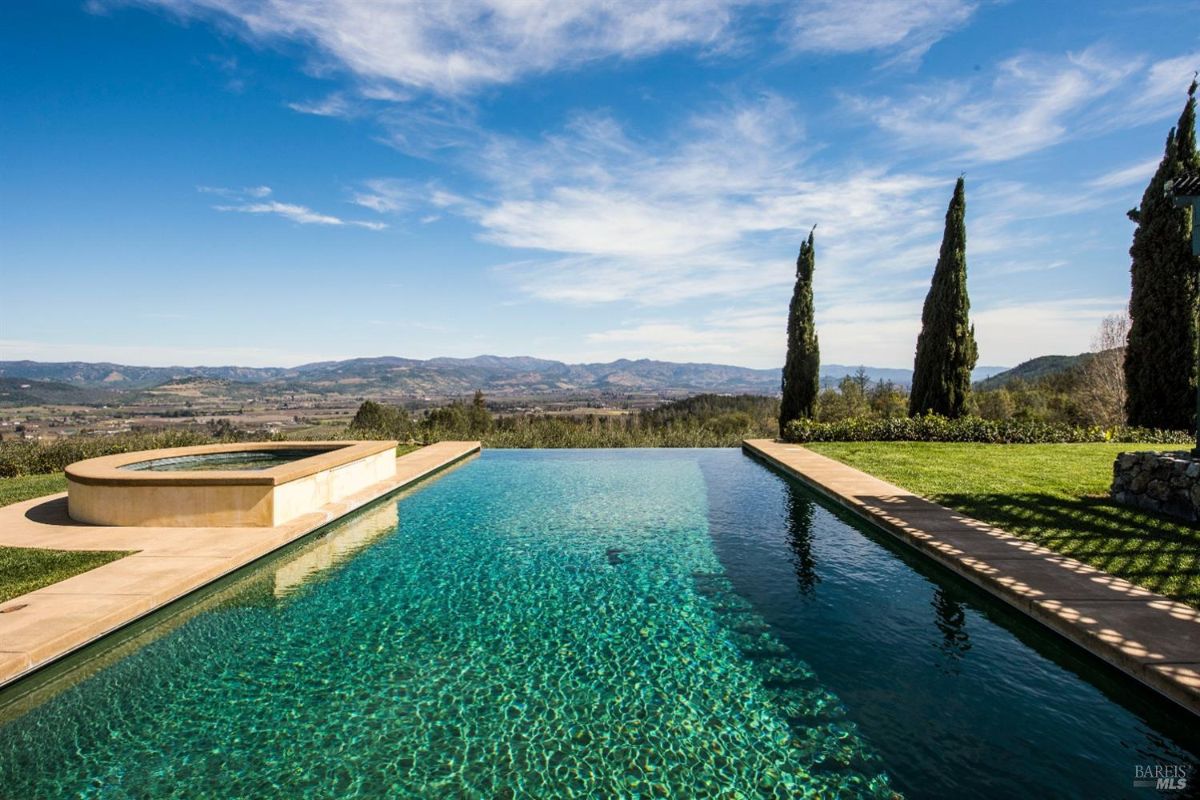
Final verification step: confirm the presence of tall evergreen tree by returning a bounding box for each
[909,177,977,418]
[1124,77,1200,431]
[780,228,820,431]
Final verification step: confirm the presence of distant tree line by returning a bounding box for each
[348,393,780,447]
[800,329,1128,428]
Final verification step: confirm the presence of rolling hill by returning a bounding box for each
[0,377,123,406]
[973,353,1096,391]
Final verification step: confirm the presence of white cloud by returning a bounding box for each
[350,179,426,214]
[204,186,387,230]
[972,297,1128,365]
[214,200,387,230]
[788,0,979,62]
[578,294,1128,369]
[340,85,1145,366]
[583,309,787,367]
[579,301,919,368]
[288,93,355,118]
[1128,52,1200,121]
[197,184,272,198]
[139,0,746,96]
[1087,157,1161,191]
[404,95,951,306]
[847,47,1198,162]
[123,0,987,158]
[810,299,921,366]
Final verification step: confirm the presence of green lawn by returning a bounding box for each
[0,546,132,604]
[0,473,130,604]
[0,472,67,507]
[805,442,1200,607]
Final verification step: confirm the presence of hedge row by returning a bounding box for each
[782,414,1194,445]
[0,431,213,477]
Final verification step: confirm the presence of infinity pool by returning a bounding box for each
[1,450,1196,798]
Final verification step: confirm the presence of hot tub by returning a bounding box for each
[65,440,399,527]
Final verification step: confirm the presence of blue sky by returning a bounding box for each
[2,1,1198,369]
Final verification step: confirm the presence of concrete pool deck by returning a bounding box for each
[0,441,480,688]
[743,439,1200,716]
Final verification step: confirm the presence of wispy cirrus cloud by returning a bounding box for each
[341,94,961,314]
[787,0,980,62]
[465,97,947,306]
[203,186,387,230]
[114,0,992,161]
[216,200,387,230]
[350,179,436,215]
[355,91,1110,310]
[1128,52,1200,121]
[197,184,271,198]
[1087,157,1161,191]
[345,84,1145,365]
[287,93,356,118]
[846,46,1199,162]
[130,0,747,97]
[137,2,1178,366]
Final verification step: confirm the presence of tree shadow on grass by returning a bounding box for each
[929,492,1200,607]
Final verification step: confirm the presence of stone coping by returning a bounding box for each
[65,440,398,487]
[742,439,1200,716]
[0,441,480,688]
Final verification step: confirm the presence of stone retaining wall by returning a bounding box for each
[1111,450,1200,522]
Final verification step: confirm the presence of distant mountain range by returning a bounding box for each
[0,357,1012,403]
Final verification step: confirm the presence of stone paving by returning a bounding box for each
[742,439,1200,715]
[0,441,480,688]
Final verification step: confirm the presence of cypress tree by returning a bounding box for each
[780,228,820,431]
[1124,77,1200,431]
[909,177,977,418]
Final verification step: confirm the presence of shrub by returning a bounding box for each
[0,430,212,477]
[348,400,413,440]
[782,414,1193,445]
[479,415,753,448]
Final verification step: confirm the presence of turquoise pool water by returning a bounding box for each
[1,449,1197,798]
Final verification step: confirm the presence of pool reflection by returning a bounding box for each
[931,587,972,671]
[785,482,821,597]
